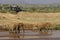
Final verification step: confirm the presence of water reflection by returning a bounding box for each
[9,31,24,39]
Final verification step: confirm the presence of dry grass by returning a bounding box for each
[0,12,60,29]
[17,12,60,24]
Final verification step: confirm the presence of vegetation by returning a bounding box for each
[0,4,60,31]
[53,24,60,30]
[0,4,60,13]
[0,12,60,30]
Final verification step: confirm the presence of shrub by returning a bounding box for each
[53,25,60,30]
[9,11,18,14]
[0,10,7,13]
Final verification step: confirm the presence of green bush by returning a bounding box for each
[0,10,7,13]
[53,25,60,30]
[9,11,18,14]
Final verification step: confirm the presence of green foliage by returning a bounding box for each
[9,11,17,14]
[0,4,60,13]
[53,25,60,30]
[0,10,7,13]
[23,7,60,13]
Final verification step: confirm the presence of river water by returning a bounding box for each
[0,30,60,40]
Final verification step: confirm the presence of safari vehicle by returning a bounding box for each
[9,5,22,13]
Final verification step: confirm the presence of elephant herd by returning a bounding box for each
[9,22,52,34]
[0,22,52,33]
